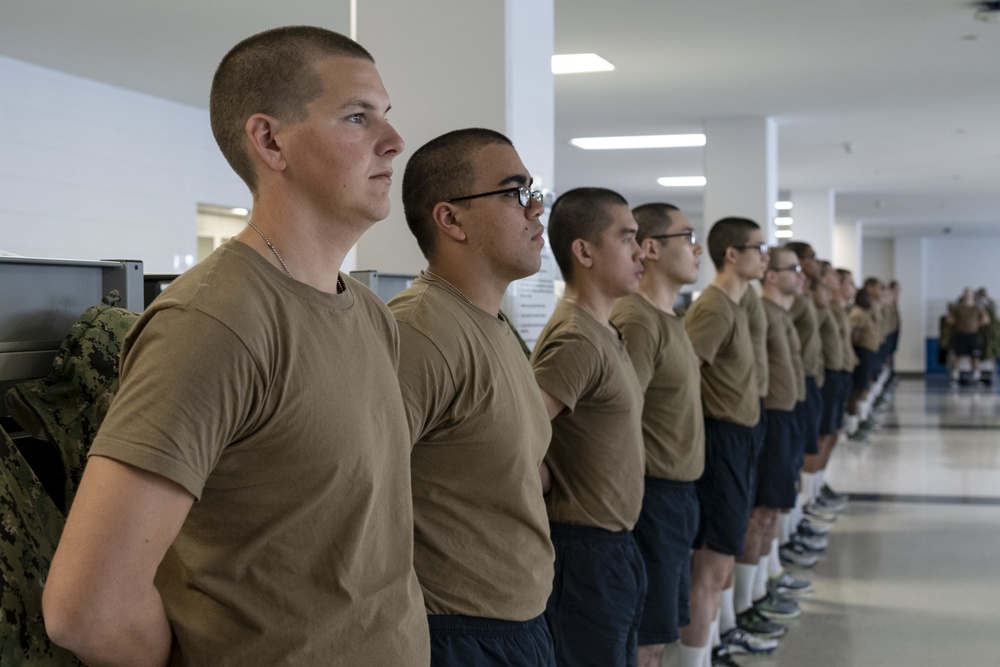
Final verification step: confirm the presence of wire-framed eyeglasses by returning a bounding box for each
[772,263,802,273]
[445,185,543,208]
[732,243,769,254]
[648,230,698,245]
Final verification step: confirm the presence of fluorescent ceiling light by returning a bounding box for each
[551,53,615,74]
[775,201,793,210]
[775,229,794,239]
[775,217,793,226]
[231,207,249,216]
[657,176,707,187]
[571,134,706,150]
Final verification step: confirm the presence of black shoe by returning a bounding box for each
[711,644,744,666]
[736,607,788,638]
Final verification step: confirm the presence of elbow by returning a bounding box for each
[42,583,91,656]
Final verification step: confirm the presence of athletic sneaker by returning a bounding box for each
[803,502,837,523]
[769,571,814,596]
[721,627,778,655]
[736,607,788,638]
[711,644,743,667]
[754,591,801,620]
[794,531,828,551]
[814,495,846,513]
[798,517,830,537]
[788,533,827,554]
[779,541,819,568]
[821,483,849,503]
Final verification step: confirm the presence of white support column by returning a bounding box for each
[833,217,862,278]
[893,236,927,373]
[701,117,777,288]
[789,189,834,260]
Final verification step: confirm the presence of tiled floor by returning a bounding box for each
[667,375,1000,666]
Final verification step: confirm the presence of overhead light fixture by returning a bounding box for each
[551,53,615,74]
[775,201,793,210]
[231,207,249,216]
[775,229,793,239]
[775,217,793,226]
[571,134,706,150]
[657,176,707,187]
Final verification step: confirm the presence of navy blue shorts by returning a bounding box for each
[547,523,647,667]
[798,376,822,457]
[750,398,767,460]
[820,369,849,436]
[755,409,799,510]
[429,613,555,666]
[853,348,875,390]
[633,478,698,646]
[694,418,756,557]
[953,332,982,358]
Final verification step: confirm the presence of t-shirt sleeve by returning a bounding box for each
[684,303,730,366]
[617,318,659,391]
[89,306,262,500]
[531,331,600,414]
[395,321,456,446]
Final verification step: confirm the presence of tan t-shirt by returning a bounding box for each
[835,305,858,370]
[817,304,843,372]
[531,298,645,532]
[951,303,985,334]
[850,306,880,352]
[91,241,429,666]
[789,293,823,380]
[611,294,705,482]
[740,285,769,399]
[390,273,554,621]
[763,298,804,411]
[684,285,760,427]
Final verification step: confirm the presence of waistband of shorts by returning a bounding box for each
[704,416,754,435]
[427,613,544,635]
[644,476,696,491]
[549,521,633,540]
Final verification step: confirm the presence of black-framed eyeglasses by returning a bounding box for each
[773,264,802,274]
[648,230,698,245]
[732,243,769,254]
[445,185,543,208]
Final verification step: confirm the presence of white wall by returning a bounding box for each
[924,235,1000,336]
[0,55,249,273]
[861,237,894,284]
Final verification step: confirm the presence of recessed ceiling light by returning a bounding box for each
[571,134,706,150]
[775,217,793,226]
[775,201,793,210]
[657,176,707,187]
[551,53,615,74]
[775,230,793,239]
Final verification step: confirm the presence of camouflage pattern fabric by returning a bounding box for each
[6,298,138,513]
[0,425,82,665]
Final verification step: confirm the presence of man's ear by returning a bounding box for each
[246,114,286,173]
[570,238,595,270]
[641,237,659,261]
[431,202,468,243]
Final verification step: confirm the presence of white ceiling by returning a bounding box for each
[2,0,998,239]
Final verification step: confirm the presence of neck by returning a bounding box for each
[638,271,682,314]
[564,281,618,331]
[712,269,749,303]
[426,261,507,316]
[762,286,792,310]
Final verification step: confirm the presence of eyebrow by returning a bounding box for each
[621,226,639,237]
[496,173,531,188]
[340,99,392,114]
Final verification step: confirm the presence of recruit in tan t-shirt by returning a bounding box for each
[684,285,760,427]
[611,293,705,482]
[391,272,554,622]
[531,298,646,532]
[740,286,769,399]
[762,297,805,411]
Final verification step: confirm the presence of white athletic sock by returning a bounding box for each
[845,413,859,435]
[767,538,782,577]
[780,513,793,544]
[719,586,736,633]
[679,643,707,667]
[802,471,817,504]
[733,564,756,614]
[706,618,720,667]
[817,468,827,492]
[753,558,769,601]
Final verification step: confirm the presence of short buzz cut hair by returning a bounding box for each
[784,241,814,260]
[767,245,796,271]
[631,203,680,242]
[401,128,513,260]
[210,26,374,193]
[548,187,629,283]
[706,217,760,269]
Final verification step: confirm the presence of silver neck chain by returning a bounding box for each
[247,220,293,279]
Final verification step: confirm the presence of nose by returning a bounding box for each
[694,241,703,256]
[633,239,646,262]
[525,194,544,218]
[379,119,405,157]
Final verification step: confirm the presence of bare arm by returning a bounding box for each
[539,388,566,422]
[539,461,552,494]
[43,456,195,667]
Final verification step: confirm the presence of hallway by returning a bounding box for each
[752,376,1000,666]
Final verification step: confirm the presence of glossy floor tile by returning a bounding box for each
[664,377,1000,666]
